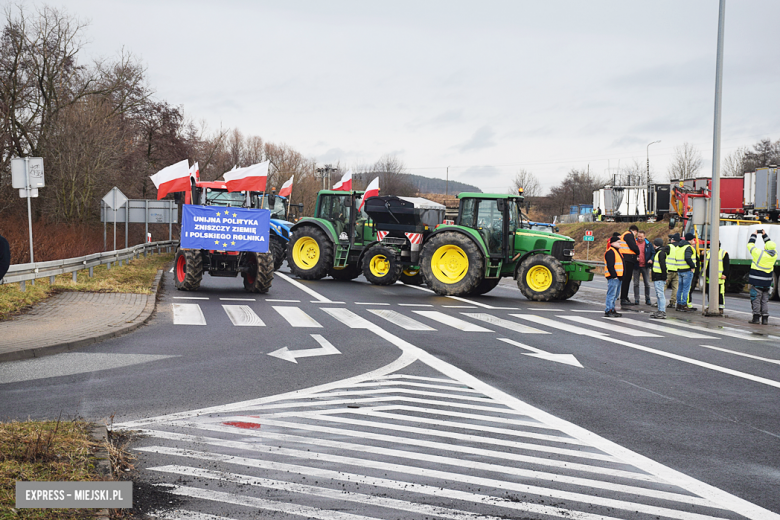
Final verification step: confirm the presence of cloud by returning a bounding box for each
[455,125,497,152]
[610,135,648,148]
[406,109,464,130]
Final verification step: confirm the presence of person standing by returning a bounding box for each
[666,233,680,309]
[604,235,623,318]
[674,232,697,312]
[747,229,777,325]
[0,233,10,282]
[632,230,653,305]
[617,225,640,307]
[705,241,729,312]
[650,238,668,319]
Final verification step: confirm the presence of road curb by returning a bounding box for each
[0,269,165,364]
[89,424,113,520]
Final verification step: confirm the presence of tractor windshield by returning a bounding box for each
[262,194,287,219]
[460,198,504,255]
[206,189,247,207]
[317,194,353,238]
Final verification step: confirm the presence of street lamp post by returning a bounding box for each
[646,140,661,216]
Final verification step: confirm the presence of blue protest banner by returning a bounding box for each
[181,205,270,253]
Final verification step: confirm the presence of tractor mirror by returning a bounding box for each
[669,216,677,229]
[496,199,506,213]
[268,194,276,207]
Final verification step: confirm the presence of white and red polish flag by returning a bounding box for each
[224,160,269,192]
[358,177,380,211]
[150,159,191,200]
[278,176,294,197]
[332,169,353,191]
[189,161,200,183]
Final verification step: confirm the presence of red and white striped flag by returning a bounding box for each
[224,161,269,193]
[278,176,293,197]
[150,159,191,200]
[333,169,353,191]
[189,161,200,183]
[358,177,380,211]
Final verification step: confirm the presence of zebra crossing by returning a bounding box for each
[123,367,765,519]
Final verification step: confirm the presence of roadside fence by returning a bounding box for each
[1,240,178,291]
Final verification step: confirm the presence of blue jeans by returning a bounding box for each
[654,280,666,312]
[677,270,693,307]
[606,277,621,312]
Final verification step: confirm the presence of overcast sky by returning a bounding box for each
[56,0,780,193]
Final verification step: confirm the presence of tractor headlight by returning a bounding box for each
[563,249,575,257]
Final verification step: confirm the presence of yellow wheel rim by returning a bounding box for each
[431,244,468,284]
[402,268,420,277]
[370,255,390,277]
[292,236,320,270]
[526,265,553,292]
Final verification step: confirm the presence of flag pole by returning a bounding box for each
[285,182,293,221]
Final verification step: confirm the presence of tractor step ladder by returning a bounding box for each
[334,244,350,268]
[486,259,503,278]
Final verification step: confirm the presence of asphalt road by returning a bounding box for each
[1,267,779,519]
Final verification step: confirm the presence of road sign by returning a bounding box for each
[583,235,595,242]
[11,157,45,188]
[585,230,594,236]
[102,187,128,210]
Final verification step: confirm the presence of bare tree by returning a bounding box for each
[364,154,416,196]
[667,142,703,180]
[722,146,749,177]
[510,169,540,197]
[546,168,603,215]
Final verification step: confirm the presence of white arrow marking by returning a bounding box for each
[268,334,340,364]
[700,344,780,365]
[497,338,583,368]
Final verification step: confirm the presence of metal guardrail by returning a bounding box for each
[1,240,178,291]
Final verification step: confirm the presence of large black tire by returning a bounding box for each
[771,270,780,301]
[558,277,581,300]
[286,226,333,280]
[174,249,203,291]
[270,236,286,271]
[362,245,402,285]
[420,232,484,296]
[400,268,424,286]
[243,252,274,293]
[330,263,361,281]
[517,254,566,301]
[467,277,500,296]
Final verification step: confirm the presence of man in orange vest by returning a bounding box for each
[616,225,640,306]
[604,235,624,317]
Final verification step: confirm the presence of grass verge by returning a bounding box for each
[557,221,678,261]
[0,253,174,321]
[0,419,108,519]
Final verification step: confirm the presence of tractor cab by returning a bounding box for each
[456,192,529,259]
[314,190,371,246]
[190,181,263,209]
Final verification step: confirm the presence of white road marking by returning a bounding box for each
[172,296,209,300]
[320,308,375,329]
[700,344,780,365]
[311,300,345,304]
[275,271,333,302]
[137,448,616,520]
[222,305,264,327]
[527,307,566,311]
[151,465,512,520]
[572,309,612,313]
[614,317,716,339]
[413,310,492,331]
[442,304,477,308]
[268,334,340,364]
[153,511,232,520]
[0,353,179,384]
[219,297,255,301]
[137,445,720,519]
[172,303,207,325]
[367,309,436,331]
[348,380,482,393]
[497,338,583,367]
[167,485,377,520]
[511,314,606,337]
[662,318,765,341]
[355,302,389,305]
[402,284,517,309]
[266,299,300,303]
[168,267,173,273]
[398,303,433,307]
[560,315,664,337]
[463,313,549,334]
[272,306,322,327]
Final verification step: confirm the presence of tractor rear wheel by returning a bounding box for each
[558,277,581,300]
[362,245,402,285]
[287,226,333,280]
[468,277,500,296]
[421,232,483,296]
[174,249,203,291]
[243,252,274,293]
[330,263,361,281]
[400,268,424,286]
[270,236,286,271]
[517,254,566,301]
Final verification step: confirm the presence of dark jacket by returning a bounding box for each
[605,247,622,279]
[676,239,696,272]
[638,238,654,268]
[0,234,10,281]
[620,231,641,262]
[651,246,669,281]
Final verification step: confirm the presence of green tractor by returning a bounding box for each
[419,191,594,300]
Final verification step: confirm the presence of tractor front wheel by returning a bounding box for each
[243,252,274,293]
[270,236,286,271]
[400,268,424,286]
[174,249,203,291]
[557,277,581,300]
[330,263,362,281]
[517,254,566,301]
[362,245,402,285]
[467,277,500,296]
[421,232,484,296]
[287,227,333,280]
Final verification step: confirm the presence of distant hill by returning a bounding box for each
[406,173,482,195]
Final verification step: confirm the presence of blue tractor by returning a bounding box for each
[261,192,298,270]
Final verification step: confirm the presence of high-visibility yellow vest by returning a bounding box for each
[705,248,725,282]
[604,246,624,278]
[666,244,677,272]
[748,243,775,273]
[670,243,693,270]
[652,249,665,274]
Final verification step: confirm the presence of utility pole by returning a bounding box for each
[647,140,660,216]
[707,0,726,316]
